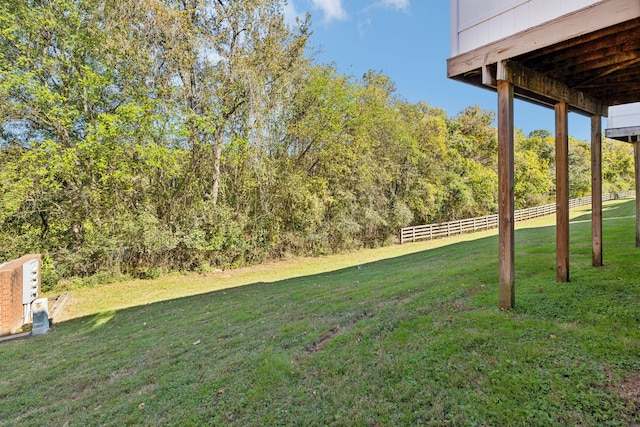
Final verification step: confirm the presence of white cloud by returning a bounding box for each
[357,17,372,38]
[311,0,348,23]
[378,0,410,12]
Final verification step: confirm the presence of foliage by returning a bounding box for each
[602,139,635,192]
[0,0,634,285]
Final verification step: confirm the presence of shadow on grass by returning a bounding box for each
[8,199,628,357]
[54,199,640,332]
[1,199,638,426]
[570,197,636,223]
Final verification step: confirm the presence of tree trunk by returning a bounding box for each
[212,131,223,207]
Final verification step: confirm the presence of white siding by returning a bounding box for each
[607,103,640,130]
[451,0,601,56]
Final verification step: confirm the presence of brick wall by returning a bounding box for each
[0,254,41,336]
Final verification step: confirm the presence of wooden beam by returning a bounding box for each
[497,60,608,117]
[606,126,640,140]
[447,0,640,78]
[635,142,640,247]
[591,115,603,267]
[527,31,640,70]
[498,80,515,309]
[482,64,496,87]
[556,102,570,282]
[572,57,640,89]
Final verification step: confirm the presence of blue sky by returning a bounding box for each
[285,0,594,141]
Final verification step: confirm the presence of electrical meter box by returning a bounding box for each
[32,298,49,336]
[22,258,39,305]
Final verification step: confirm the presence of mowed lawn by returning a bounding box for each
[1,200,639,426]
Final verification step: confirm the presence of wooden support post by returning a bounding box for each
[556,102,570,282]
[498,79,515,309]
[591,115,602,266]
[635,142,640,247]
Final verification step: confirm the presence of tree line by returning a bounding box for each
[0,0,634,289]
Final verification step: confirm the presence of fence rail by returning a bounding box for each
[400,190,635,244]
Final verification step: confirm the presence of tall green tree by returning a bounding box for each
[1,0,637,286]
[602,138,634,192]
[0,0,117,253]
[145,0,310,207]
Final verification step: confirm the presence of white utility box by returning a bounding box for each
[31,298,49,336]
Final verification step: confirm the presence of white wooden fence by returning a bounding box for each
[400,190,636,244]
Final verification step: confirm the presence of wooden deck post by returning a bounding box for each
[635,142,640,247]
[498,79,515,309]
[556,102,570,282]
[591,115,602,266]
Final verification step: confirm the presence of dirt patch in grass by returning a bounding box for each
[612,370,640,424]
[305,325,342,354]
[619,372,640,403]
[305,311,377,354]
[305,292,421,355]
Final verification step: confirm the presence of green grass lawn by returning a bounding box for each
[1,199,639,426]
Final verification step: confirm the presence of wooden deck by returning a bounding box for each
[448,0,640,308]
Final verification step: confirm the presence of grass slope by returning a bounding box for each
[1,200,639,426]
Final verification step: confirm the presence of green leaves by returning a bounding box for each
[0,0,635,285]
